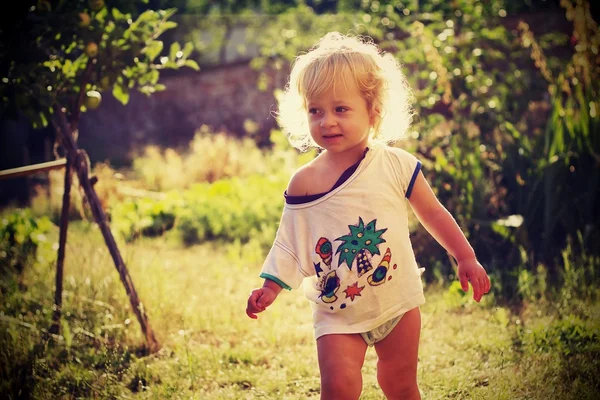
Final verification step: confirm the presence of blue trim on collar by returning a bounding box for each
[284,147,369,205]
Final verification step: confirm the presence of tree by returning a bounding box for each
[1,0,199,127]
[0,0,199,353]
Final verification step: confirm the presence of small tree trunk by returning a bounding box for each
[52,106,160,353]
[76,156,160,353]
[49,159,72,335]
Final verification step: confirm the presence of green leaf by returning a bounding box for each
[62,59,75,77]
[43,60,62,70]
[136,10,155,24]
[169,42,181,61]
[95,7,108,23]
[183,59,200,71]
[158,8,177,21]
[65,41,77,54]
[139,86,154,96]
[144,69,159,85]
[161,21,178,31]
[39,112,48,127]
[111,8,127,21]
[143,40,163,62]
[182,42,194,58]
[113,83,130,105]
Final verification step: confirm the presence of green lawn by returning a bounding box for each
[1,221,599,399]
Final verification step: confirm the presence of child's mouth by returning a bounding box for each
[323,134,343,139]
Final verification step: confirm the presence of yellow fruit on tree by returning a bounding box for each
[78,12,91,27]
[89,0,105,11]
[85,90,102,109]
[85,42,98,58]
[100,76,111,91]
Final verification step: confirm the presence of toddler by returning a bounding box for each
[246,31,490,400]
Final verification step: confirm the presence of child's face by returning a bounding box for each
[306,79,372,156]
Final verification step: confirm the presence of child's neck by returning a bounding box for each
[321,143,369,169]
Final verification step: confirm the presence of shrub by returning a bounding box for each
[175,174,286,246]
[131,127,269,191]
[109,173,288,248]
[110,193,180,242]
[523,316,600,356]
[0,208,55,280]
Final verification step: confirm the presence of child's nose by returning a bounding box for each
[320,113,336,127]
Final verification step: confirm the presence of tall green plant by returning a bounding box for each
[504,0,600,272]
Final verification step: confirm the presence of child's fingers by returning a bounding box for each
[257,293,275,309]
[471,277,483,302]
[459,272,469,292]
[248,290,262,306]
[256,294,266,309]
[479,275,490,296]
[246,301,265,319]
[246,290,265,319]
[246,305,265,319]
[246,308,258,319]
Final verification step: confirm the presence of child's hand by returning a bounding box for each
[246,286,278,319]
[457,258,491,302]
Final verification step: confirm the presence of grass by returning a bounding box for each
[1,220,599,399]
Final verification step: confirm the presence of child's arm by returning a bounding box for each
[246,169,306,319]
[246,279,283,319]
[408,171,491,302]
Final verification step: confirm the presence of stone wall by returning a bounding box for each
[78,61,287,165]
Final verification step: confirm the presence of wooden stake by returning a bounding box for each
[49,159,72,335]
[52,106,160,353]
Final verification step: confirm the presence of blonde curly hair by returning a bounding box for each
[276,31,415,152]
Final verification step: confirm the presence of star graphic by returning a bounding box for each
[314,262,324,277]
[344,282,365,301]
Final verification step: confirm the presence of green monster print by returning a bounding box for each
[335,217,387,277]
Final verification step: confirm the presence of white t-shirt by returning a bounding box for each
[260,143,426,339]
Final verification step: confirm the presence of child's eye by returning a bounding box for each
[308,108,320,115]
[335,106,348,113]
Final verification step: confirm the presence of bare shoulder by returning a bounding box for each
[286,163,316,196]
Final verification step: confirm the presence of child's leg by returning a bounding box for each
[316,333,368,400]
[373,307,421,400]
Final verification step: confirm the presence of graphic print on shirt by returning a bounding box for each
[367,247,392,286]
[315,237,333,266]
[335,217,387,277]
[344,282,365,301]
[313,218,393,309]
[313,261,324,277]
[320,270,341,303]
[314,238,338,300]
